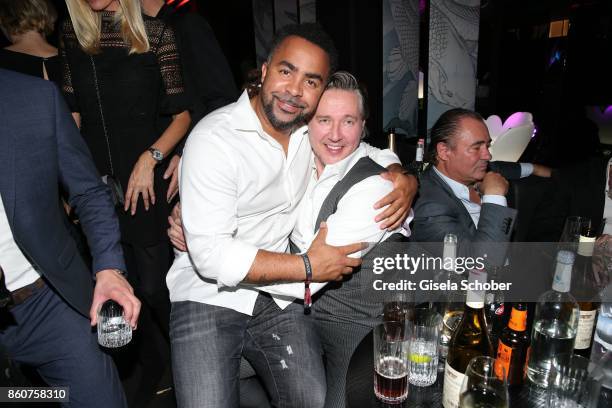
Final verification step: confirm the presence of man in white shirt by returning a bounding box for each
[264,71,412,408]
[167,24,416,408]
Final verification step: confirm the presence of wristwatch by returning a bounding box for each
[148,147,164,162]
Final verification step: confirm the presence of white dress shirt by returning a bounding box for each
[0,195,41,291]
[166,91,399,315]
[432,166,507,226]
[257,143,411,299]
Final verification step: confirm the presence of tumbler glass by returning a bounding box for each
[408,309,441,387]
[97,300,132,348]
[373,320,411,404]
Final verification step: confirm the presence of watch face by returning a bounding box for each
[150,148,163,161]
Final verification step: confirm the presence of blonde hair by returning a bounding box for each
[65,0,149,55]
[0,0,57,37]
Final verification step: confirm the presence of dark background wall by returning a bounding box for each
[2,0,610,166]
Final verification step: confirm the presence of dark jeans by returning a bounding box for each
[0,284,127,407]
[170,293,326,408]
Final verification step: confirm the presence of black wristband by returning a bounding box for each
[301,254,312,282]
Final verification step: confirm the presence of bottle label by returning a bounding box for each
[552,262,572,292]
[508,308,527,331]
[442,361,465,408]
[575,309,597,349]
[416,147,424,162]
[495,341,512,379]
[466,300,484,309]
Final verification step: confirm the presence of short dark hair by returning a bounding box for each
[427,108,485,165]
[324,71,369,139]
[267,23,338,75]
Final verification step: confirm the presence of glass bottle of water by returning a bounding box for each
[527,250,579,387]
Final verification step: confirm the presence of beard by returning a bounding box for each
[261,91,311,131]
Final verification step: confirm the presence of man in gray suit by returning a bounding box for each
[412,108,518,265]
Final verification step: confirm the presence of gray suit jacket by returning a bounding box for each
[0,69,125,317]
[411,166,517,266]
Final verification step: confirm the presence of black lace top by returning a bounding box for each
[60,12,189,245]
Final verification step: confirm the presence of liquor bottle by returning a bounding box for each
[438,233,464,369]
[442,270,494,408]
[410,138,425,174]
[573,233,600,358]
[495,302,530,387]
[526,250,580,387]
[485,266,506,348]
[387,127,396,153]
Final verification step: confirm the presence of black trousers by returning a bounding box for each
[114,241,173,408]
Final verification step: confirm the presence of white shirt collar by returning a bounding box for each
[315,143,369,182]
[433,166,470,201]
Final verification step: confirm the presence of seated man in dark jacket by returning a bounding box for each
[412,108,527,265]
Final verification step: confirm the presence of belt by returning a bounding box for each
[8,278,45,308]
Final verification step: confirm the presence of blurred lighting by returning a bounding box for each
[549,19,569,38]
[418,71,424,100]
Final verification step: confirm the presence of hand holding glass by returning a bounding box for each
[97,300,132,348]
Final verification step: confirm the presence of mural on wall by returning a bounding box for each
[253,0,316,66]
[383,0,420,137]
[427,0,480,129]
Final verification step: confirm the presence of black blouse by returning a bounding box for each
[0,48,62,86]
[60,12,189,245]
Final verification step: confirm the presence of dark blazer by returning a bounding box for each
[0,69,126,317]
[412,166,517,266]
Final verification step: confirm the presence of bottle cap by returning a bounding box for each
[553,251,574,292]
[578,234,596,256]
[556,250,575,265]
[443,233,458,272]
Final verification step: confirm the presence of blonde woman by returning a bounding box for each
[60,0,190,404]
[0,0,60,83]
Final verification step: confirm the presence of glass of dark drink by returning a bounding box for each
[383,292,415,324]
[373,320,411,404]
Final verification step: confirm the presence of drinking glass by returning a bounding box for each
[459,356,509,408]
[97,300,132,348]
[383,291,415,323]
[547,354,590,408]
[373,320,411,404]
[408,309,441,387]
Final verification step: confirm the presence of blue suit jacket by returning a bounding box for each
[0,69,125,317]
